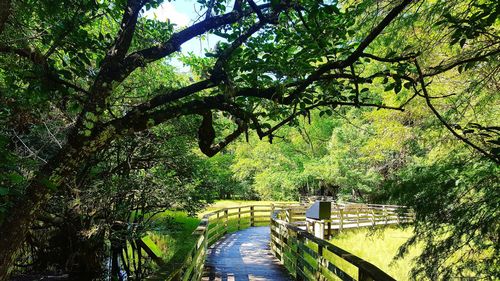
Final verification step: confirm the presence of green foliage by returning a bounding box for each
[384,158,499,279]
[231,112,340,200]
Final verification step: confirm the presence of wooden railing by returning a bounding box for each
[270,203,413,281]
[165,205,275,281]
[285,203,414,237]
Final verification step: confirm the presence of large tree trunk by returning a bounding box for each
[0,148,70,280]
[0,182,50,279]
[0,138,101,280]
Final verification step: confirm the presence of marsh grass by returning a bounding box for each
[329,226,421,281]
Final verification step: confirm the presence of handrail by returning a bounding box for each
[270,203,414,281]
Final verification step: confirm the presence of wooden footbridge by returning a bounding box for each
[166,203,414,281]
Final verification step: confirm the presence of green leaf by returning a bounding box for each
[384,83,395,91]
[0,187,9,196]
[7,173,24,184]
[394,78,402,94]
[459,38,466,48]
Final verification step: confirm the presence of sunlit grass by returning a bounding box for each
[147,210,200,265]
[329,226,421,281]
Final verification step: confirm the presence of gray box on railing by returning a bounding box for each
[306,201,331,220]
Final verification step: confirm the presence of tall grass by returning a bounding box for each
[147,210,201,265]
[329,226,421,281]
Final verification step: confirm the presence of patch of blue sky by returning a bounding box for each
[143,0,226,72]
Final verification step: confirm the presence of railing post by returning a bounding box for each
[204,222,208,251]
[216,211,221,238]
[339,209,344,232]
[270,218,275,256]
[271,204,275,223]
[275,221,283,262]
[238,207,241,230]
[317,244,324,281]
[191,243,197,279]
[357,208,360,227]
[295,233,304,281]
[250,206,255,227]
[371,208,375,227]
[224,209,229,234]
[383,205,387,225]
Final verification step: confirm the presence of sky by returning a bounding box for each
[143,0,221,71]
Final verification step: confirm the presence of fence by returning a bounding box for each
[284,203,414,238]
[270,203,413,281]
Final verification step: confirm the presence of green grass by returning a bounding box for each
[328,226,421,281]
[147,210,201,266]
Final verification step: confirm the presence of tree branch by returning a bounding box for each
[247,0,266,21]
[360,52,419,63]
[414,59,499,164]
[281,0,414,104]
[254,100,404,140]
[212,20,266,78]
[124,20,269,115]
[198,110,247,157]
[120,4,272,82]
[107,0,146,61]
[424,48,500,77]
[84,0,148,111]
[0,46,90,95]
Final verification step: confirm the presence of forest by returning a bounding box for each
[0,0,498,280]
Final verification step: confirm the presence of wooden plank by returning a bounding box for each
[297,242,318,260]
[253,214,271,219]
[324,260,356,281]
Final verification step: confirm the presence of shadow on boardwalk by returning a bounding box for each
[202,227,292,281]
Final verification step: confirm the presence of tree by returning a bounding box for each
[0,0,498,279]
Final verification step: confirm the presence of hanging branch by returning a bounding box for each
[414,59,499,164]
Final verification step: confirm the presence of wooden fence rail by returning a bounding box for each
[270,203,414,281]
[287,203,414,238]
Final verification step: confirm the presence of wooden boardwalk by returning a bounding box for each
[202,226,292,281]
[171,204,412,281]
